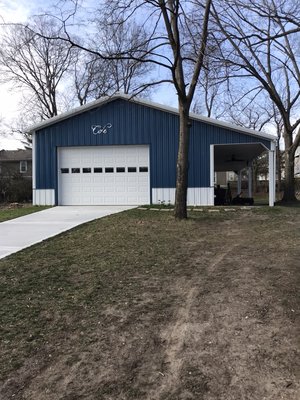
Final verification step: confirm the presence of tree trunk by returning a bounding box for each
[282,132,297,202]
[174,101,190,219]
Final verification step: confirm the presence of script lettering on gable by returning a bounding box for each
[91,123,112,135]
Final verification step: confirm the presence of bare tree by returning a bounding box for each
[192,65,225,118]
[100,19,153,96]
[224,86,275,131]
[211,0,300,202]
[0,16,75,119]
[72,52,116,105]
[72,20,153,105]
[191,37,229,118]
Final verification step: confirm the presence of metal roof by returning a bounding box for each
[30,93,276,142]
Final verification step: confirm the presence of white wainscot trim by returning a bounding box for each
[152,187,214,206]
[33,189,55,206]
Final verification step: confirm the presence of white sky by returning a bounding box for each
[0,0,33,149]
[0,0,33,118]
[0,0,32,21]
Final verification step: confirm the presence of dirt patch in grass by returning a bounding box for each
[0,207,299,399]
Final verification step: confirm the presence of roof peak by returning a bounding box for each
[29,93,276,142]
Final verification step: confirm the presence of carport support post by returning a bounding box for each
[32,132,36,205]
[248,164,252,198]
[210,145,215,205]
[237,171,242,194]
[268,142,276,207]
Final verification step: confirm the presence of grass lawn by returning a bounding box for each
[0,206,299,399]
[0,204,50,223]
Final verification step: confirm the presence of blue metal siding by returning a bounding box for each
[35,98,272,194]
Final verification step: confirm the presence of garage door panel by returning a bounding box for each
[103,177,114,184]
[139,187,149,194]
[138,175,148,182]
[58,145,150,205]
[82,177,93,184]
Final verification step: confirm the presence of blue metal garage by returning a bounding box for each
[30,93,276,206]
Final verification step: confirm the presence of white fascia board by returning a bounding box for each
[29,93,276,143]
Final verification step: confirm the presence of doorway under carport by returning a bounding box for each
[210,142,276,206]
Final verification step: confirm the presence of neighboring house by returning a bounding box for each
[30,93,277,207]
[0,149,32,179]
[215,171,237,185]
[0,149,32,202]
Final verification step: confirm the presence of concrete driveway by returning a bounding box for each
[0,206,135,260]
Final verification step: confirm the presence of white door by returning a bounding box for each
[58,145,150,205]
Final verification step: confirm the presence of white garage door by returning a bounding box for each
[58,145,150,205]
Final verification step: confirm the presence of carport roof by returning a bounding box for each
[214,143,268,172]
[30,93,276,143]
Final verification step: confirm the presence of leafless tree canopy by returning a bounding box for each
[72,19,153,105]
[0,16,76,119]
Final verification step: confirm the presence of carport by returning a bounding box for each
[210,142,276,206]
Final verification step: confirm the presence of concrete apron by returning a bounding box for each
[0,206,135,260]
